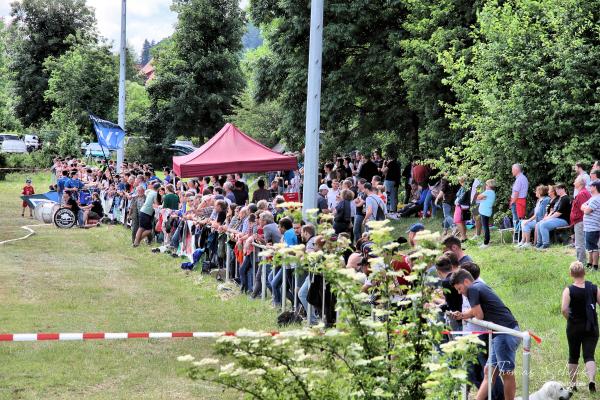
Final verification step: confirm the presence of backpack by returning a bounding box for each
[368,195,386,220]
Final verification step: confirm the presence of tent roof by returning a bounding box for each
[172,123,298,178]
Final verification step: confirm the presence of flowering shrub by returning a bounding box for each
[178,219,482,399]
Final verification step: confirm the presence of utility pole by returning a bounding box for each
[117,0,127,173]
[301,0,324,213]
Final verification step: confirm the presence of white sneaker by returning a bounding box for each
[514,243,523,248]
[479,244,489,249]
[520,243,532,249]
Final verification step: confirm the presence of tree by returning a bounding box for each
[0,20,21,132]
[8,0,97,127]
[399,0,482,156]
[125,81,150,135]
[249,0,413,154]
[440,0,600,201]
[141,39,152,65]
[44,37,119,138]
[146,0,245,151]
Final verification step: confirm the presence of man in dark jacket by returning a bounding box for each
[358,154,379,183]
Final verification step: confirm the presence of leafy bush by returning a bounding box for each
[4,150,54,169]
[178,217,481,399]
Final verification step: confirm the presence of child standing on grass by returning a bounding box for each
[21,178,35,218]
[477,179,496,248]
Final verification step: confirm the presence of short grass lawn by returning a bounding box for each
[0,172,597,399]
[0,172,277,399]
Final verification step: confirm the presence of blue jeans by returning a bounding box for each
[353,214,365,243]
[422,190,440,218]
[442,203,454,229]
[489,327,521,373]
[269,267,283,305]
[537,218,569,246]
[299,275,318,324]
[384,180,397,214]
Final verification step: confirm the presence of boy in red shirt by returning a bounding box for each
[21,178,35,217]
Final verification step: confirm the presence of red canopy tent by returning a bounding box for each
[172,123,298,178]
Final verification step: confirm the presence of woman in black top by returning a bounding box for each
[333,189,354,235]
[561,261,600,392]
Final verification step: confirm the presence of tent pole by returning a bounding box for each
[301,0,324,214]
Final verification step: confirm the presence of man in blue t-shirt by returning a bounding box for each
[269,217,298,307]
[57,170,69,204]
[451,269,520,400]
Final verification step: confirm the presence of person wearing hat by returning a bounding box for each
[317,184,329,213]
[21,178,35,218]
[476,179,497,248]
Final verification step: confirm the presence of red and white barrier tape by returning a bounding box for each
[0,329,542,344]
[442,330,542,344]
[0,331,282,342]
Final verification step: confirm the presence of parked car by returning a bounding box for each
[24,134,40,152]
[168,140,196,156]
[0,133,27,154]
[82,142,111,159]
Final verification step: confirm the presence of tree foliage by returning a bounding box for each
[146,0,246,151]
[249,0,413,153]
[44,37,119,138]
[8,0,97,127]
[125,81,150,135]
[0,20,20,132]
[440,0,600,198]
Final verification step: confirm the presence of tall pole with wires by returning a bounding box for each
[117,0,127,172]
[301,0,324,213]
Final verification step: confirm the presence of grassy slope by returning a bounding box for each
[0,173,276,400]
[0,172,596,398]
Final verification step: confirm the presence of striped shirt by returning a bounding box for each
[583,195,600,232]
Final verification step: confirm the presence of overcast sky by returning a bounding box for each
[0,0,249,57]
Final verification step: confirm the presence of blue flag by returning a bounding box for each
[89,114,126,150]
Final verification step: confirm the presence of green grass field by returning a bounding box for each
[0,172,596,399]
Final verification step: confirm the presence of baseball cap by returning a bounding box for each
[406,223,425,234]
[319,184,329,191]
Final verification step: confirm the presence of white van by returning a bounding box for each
[0,133,27,153]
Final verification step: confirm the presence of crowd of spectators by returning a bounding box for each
[38,153,600,398]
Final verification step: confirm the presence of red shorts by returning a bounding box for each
[514,198,527,219]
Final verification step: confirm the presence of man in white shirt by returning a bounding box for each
[327,179,340,210]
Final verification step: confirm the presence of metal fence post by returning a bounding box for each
[523,333,531,400]
[306,272,313,326]
[225,243,231,281]
[488,332,493,400]
[281,265,287,313]
[321,276,326,324]
[251,251,256,294]
[293,268,298,312]
[261,258,267,300]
